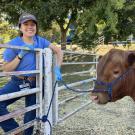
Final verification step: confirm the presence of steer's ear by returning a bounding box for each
[98,55,103,61]
[127,53,135,67]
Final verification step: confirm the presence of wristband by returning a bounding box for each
[17,55,22,60]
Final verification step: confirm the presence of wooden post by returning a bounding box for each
[43,48,53,135]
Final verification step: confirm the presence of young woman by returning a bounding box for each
[0,13,63,135]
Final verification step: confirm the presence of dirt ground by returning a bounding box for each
[53,96,135,135]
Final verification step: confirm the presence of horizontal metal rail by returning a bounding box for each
[63,50,96,56]
[58,100,92,123]
[0,70,40,77]
[0,88,40,101]
[5,119,37,135]
[59,93,87,105]
[0,104,40,122]
[63,62,97,65]
[64,54,84,59]
[58,78,95,91]
[62,70,90,76]
[62,69,96,76]
[0,44,41,51]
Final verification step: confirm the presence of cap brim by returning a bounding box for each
[21,18,37,24]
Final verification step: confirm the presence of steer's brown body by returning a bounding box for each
[91,49,135,104]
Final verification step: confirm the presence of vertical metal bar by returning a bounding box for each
[43,48,53,135]
[35,49,43,133]
[52,54,58,125]
[92,55,95,88]
[95,55,98,80]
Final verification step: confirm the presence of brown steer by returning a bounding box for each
[91,48,135,104]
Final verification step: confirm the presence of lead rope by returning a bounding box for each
[36,81,58,135]
[61,80,92,93]
[36,79,92,135]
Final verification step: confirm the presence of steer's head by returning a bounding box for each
[91,49,135,104]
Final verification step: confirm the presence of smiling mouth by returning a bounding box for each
[27,31,34,32]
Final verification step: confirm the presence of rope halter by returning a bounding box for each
[92,68,132,101]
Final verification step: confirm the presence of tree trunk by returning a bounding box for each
[61,29,67,50]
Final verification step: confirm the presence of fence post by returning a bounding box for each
[43,48,53,135]
[35,49,43,133]
[52,54,58,125]
[95,55,98,79]
[92,54,97,88]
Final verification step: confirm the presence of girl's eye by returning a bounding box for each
[23,23,28,26]
[31,23,36,27]
[23,23,36,26]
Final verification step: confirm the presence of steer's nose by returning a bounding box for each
[90,92,100,103]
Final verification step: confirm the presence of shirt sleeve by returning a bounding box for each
[3,49,16,62]
[43,38,51,48]
[3,41,17,62]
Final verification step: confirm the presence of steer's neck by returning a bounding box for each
[126,69,135,101]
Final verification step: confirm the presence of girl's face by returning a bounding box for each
[20,20,37,38]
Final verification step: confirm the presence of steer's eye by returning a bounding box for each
[113,70,119,74]
[113,70,120,77]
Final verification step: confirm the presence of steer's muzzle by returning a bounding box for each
[90,80,111,104]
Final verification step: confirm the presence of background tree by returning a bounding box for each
[116,0,135,40]
[0,20,18,44]
[73,0,125,50]
[1,0,135,50]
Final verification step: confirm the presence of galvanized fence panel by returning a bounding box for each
[52,50,98,125]
[0,44,44,135]
[0,44,98,135]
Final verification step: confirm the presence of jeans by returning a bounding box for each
[0,76,36,135]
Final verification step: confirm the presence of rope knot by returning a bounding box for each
[42,115,48,122]
[36,115,48,123]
